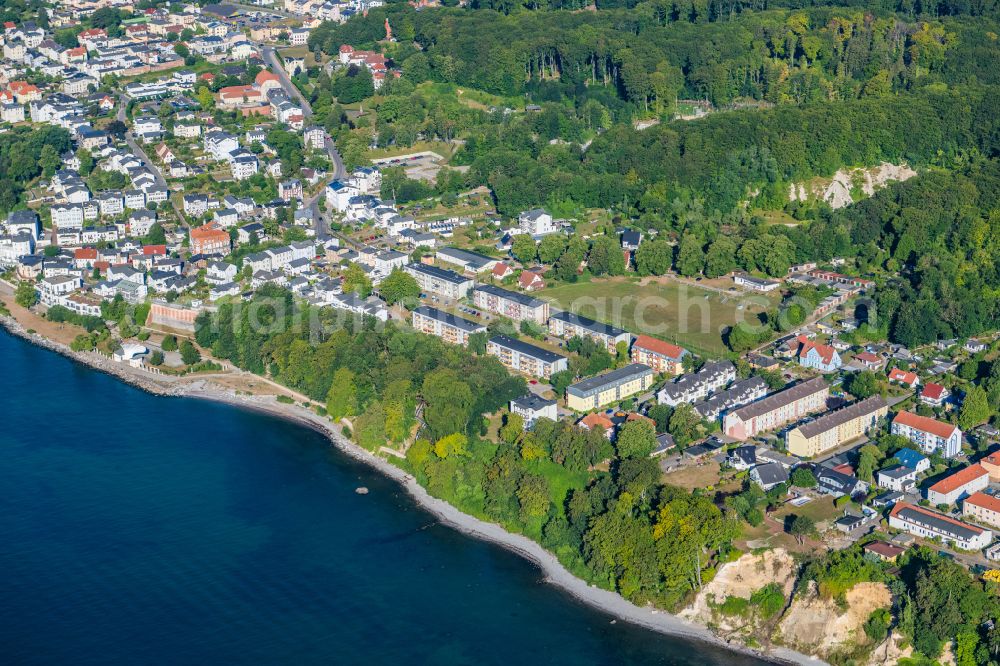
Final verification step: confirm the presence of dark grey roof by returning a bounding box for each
[566,364,653,399]
[406,263,471,285]
[792,395,887,439]
[511,393,556,412]
[753,462,788,486]
[412,306,485,334]
[489,335,565,364]
[474,284,545,309]
[549,310,627,338]
[878,465,914,480]
[729,377,828,422]
[437,246,495,270]
[894,505,983,541]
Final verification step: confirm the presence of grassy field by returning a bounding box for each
[538,276,781,357]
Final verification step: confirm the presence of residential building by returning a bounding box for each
[410,306,486,346]
[963,492,1000,529]
[895,448,931,474]
[723,377,829,440]
[877,465,918,492]
[751,462,789,490]
[658,360,736,407]
[472,284,549,325]
[547,311,629,353]
[486,335,568,378]
[565,363,654,411]
[518,208,559,237]
[785,395,888,457]
[888,367,919,388]
[436,247,497,273]
[509,394,558,429]
[403,263,473,300]
[692,377,769,422]
[630,334,688,375]
[891,411,963,458]
[795,335,843,373]
[734,272,781,292]
[189,223,230,256]
[980,451,1000,482]
[888,502,992,551]
[727,445,757,470]
[926,464,989,506]
[816,466,869,498]
[863,541,907,562]
[920,383,949,407]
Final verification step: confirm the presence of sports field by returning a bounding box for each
[539,276,781,357]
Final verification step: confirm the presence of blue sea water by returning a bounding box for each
[0,331,769,666]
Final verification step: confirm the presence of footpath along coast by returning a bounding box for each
[0,309,821,666]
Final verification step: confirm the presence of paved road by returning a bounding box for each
[117,94,187,228]
[258,45,347,241]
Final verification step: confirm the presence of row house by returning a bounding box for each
[889,502,991,551]
[784,395,888,458]
[691,376,769,422]
[926,464,989,506]
[657,360,736,407]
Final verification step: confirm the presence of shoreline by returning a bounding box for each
[0,317,822,666]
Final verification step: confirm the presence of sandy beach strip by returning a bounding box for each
[0,316,825,666]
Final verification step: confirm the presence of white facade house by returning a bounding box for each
[518,208,559,237]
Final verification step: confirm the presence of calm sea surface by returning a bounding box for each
[0,330,769,665]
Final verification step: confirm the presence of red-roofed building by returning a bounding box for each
[199,72,216,82]
[74,247,97,269]
[254,70,281,94]
[891,410,962,458]
[491,262,513,280]
[630,335,687,375]
[927,464,988,506]
[78,28,107,44]
[853,352,882,370]
[578,412,614,439]
[980,451,1000,482]
[796,334,842,372]
[920,382,949,407]
[189,223,231,256]
[218,85,264,107]
[889,502,991,550]
[963,491,1000,529]
[142,245,166,256]
[7,80,40,103]
[518,270,544,292]
[888,367,919,388]
[863,541,906,562]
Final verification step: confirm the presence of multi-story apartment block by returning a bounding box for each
[472,284,549,325]
[927,464,989,506]
[547,311,630,353]
[403,263,473,300]
[630,334,688,375]
[891,411,962,458]
[486,335,567,378]
[723,377,829,441]
[963,492,1000,529]
[691,376,769,422]
[411,306,486,346]
[785,395,888,458]
[566,363,654,412]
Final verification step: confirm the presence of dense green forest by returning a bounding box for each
[0,126,73,216]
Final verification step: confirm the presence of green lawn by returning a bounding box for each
[538,276,781,357]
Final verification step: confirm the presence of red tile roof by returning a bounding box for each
[797,335,837,364]
[863,541,906,559]
[929,464,987,496]
[893,410,958,440]
[964,491,1000,514]
[74,248,97,259]
[142,245,166,256]
[579,412,613,431]
[855,352,880,364]
[888,368,918,385]
[921,383,947,400]
[633,334,684,360]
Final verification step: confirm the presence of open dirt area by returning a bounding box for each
[681,548,797,629]
[778,581,891,654]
